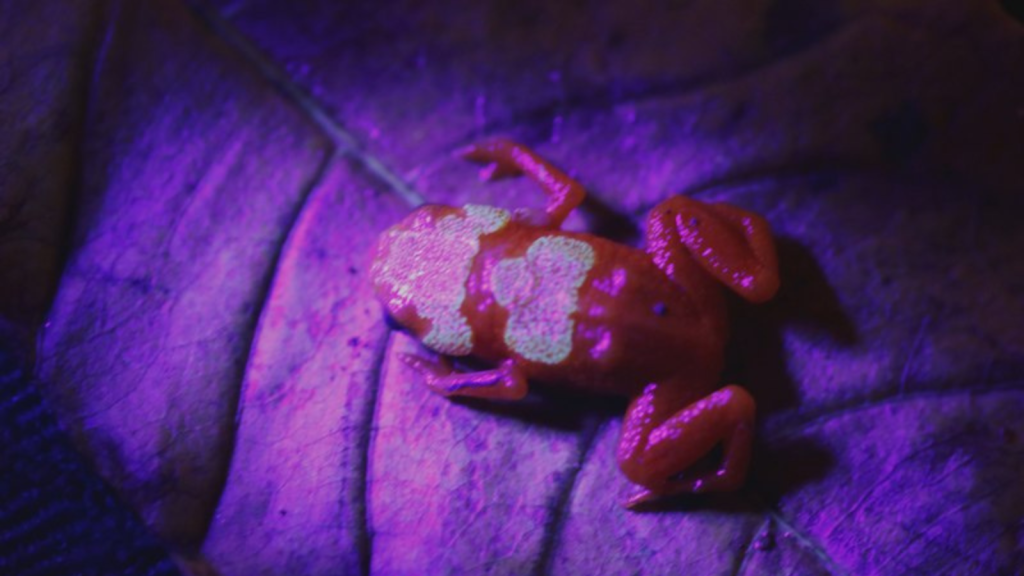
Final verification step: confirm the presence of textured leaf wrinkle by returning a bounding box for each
[179,4,433,573]
[764,380,1024,441]
[184,0,424,207]
[532,415,603,576]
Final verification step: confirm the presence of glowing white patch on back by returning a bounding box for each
[373,204,510,355]
[462,204,510,234]
[491,236,595,364]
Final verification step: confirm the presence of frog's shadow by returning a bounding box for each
[723,235,859,415]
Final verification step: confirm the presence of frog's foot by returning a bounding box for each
[617,383,755,509]
[400,354,528,400]
[456,138,584,228]
[647,196,779,303]
[456,140,524,182]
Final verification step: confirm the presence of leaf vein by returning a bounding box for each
[183,0,424,208]
[765,380,1024,440]
[531,416,603,576]
[766,507,851,576]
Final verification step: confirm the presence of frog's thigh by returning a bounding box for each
[401,354,528,401]
[648,196,779,303]
[617,384,755,507]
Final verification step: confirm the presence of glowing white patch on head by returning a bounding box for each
[372,204,510,355]
[491,236,595,364]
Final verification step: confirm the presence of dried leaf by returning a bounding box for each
[5,0,1022,574]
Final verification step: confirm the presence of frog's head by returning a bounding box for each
[369,204,511,355]
[370,205,454,333]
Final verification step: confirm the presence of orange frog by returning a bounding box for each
[370,139,780,507]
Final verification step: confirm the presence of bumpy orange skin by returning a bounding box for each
[370,139,779,507]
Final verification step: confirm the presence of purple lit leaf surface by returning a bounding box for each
[5,0,1023,574]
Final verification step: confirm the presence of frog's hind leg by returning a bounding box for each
[457,138,584,228]
[401,354,528,400]
[648,196,780,303]
[617,381,755,509]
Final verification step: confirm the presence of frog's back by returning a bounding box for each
[467,225,722,396]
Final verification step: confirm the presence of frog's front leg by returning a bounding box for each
[617,381,756,508]
[457,138,584,228]
[401,354,528,400]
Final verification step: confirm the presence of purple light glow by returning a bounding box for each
[592,267,628,297]
[13,0,1022,574]
[589,328,612,360]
